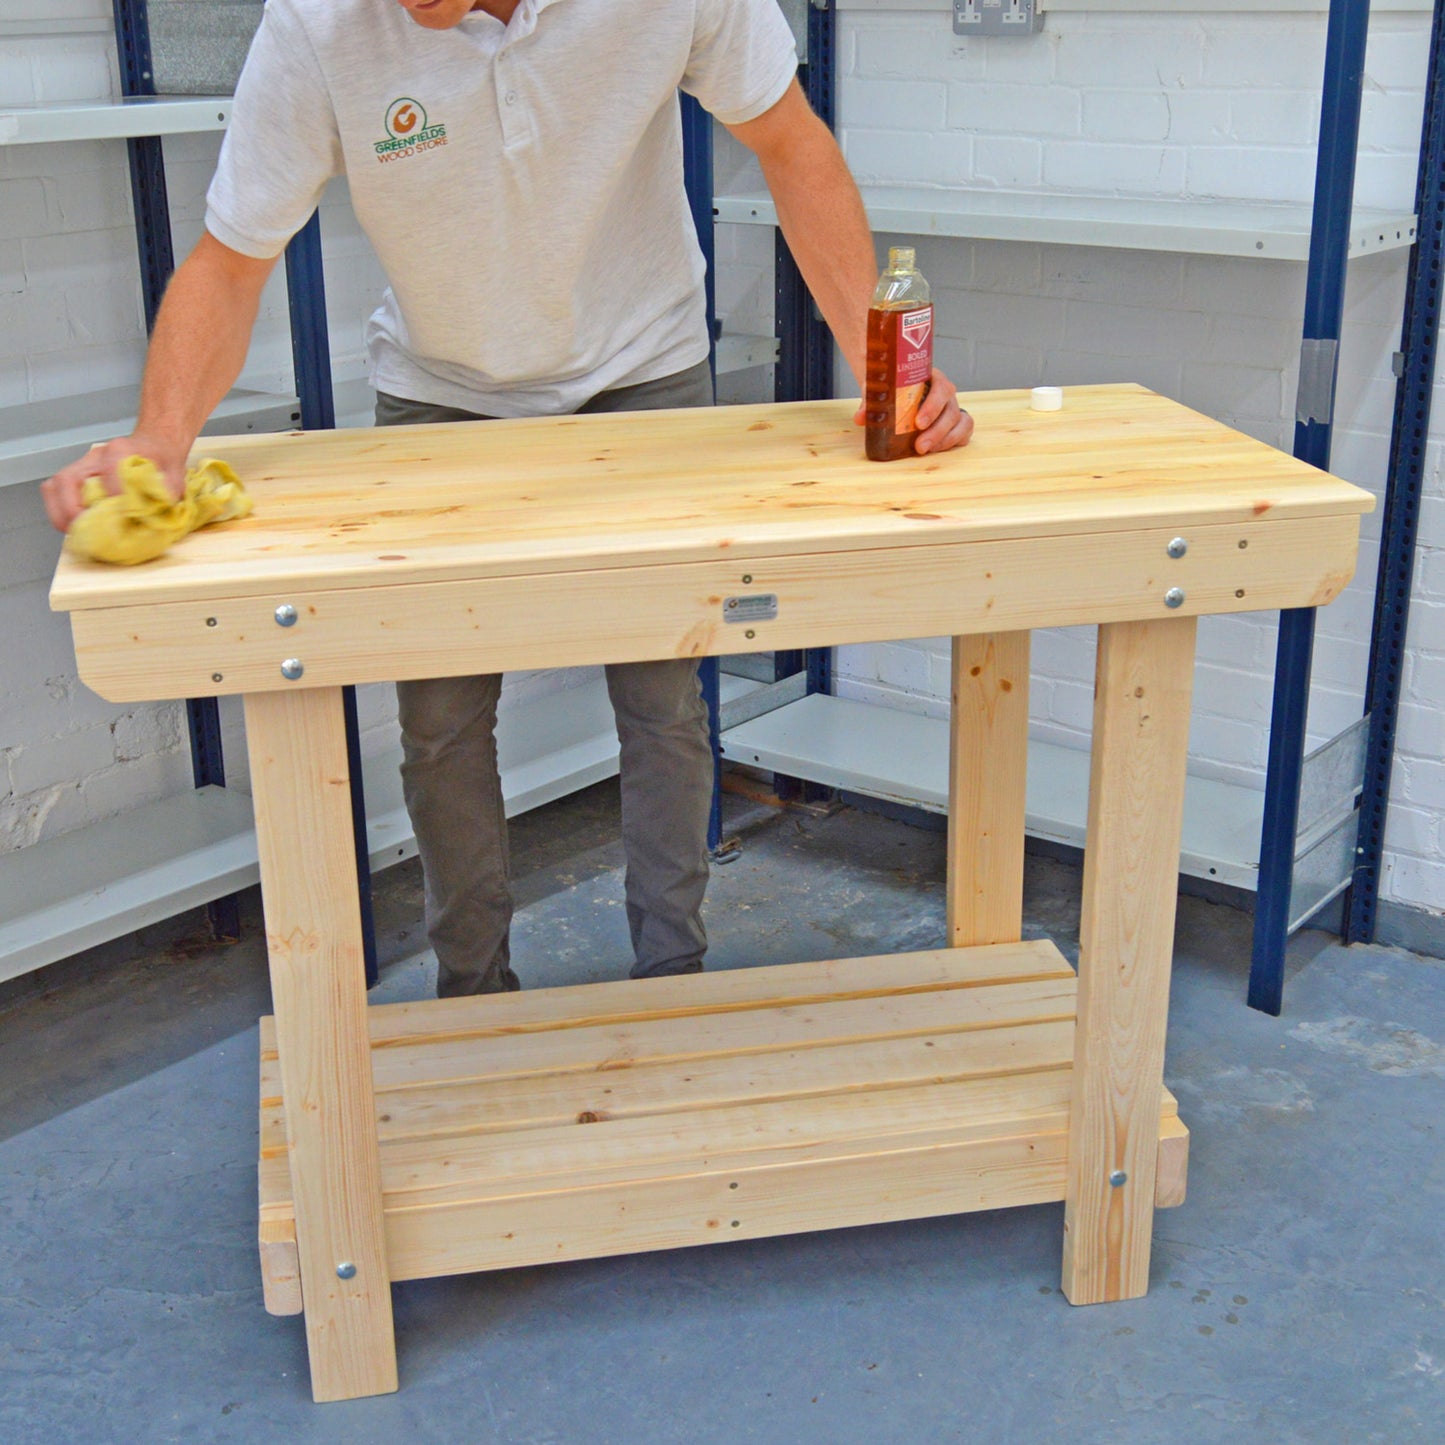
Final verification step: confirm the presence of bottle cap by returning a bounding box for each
[889,247,915,270]
[1030,386,1063,412]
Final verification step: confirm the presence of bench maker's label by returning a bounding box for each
[724,595,779,623]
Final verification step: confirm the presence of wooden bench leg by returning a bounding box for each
[1063,617,1196,1305]
[245,687,398,1401]
[947,631,1030,949]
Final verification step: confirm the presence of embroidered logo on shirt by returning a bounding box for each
[375,98,448,163]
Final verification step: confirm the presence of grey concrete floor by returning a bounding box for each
[1,782,1443,1444]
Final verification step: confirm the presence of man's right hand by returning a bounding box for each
[41,434,188,534]
[41,229,280,535]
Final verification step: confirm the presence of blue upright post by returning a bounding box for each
[1249,0,1371,1015]
[775,1,837,800]
[681,92,731,854]
[681,93,718,381]
[775,0,836,407]
[1345,0,1445,944]
[112,0,240,941]
[283,215,378,986]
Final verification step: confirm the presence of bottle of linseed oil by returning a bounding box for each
[864,247,933,461]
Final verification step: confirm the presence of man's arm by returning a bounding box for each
[724,80,973,456]
[41,231,279,531]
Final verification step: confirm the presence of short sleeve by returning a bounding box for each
[681,0,798,127]
[204,0,344,259]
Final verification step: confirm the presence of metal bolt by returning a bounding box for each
[205,617,218,628]
[1238,539,1249,550]
[275,603,298,628]
[742,574,753,584]
[1164,587,1186,609]
[336,1262,357,1280]
[745,629,756,639]
[1109,1170,1128,1188]
[1167,537,1188,558]
[212,673,224,683]
[281,658,305,680]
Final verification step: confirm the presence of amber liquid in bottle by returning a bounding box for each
[865,247,933,462]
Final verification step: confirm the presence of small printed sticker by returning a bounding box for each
[724,595,779,623]
[900,308,932,352]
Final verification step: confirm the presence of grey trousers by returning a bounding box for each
[376,359,716,998]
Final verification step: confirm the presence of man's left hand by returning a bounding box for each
[854,368,974,456]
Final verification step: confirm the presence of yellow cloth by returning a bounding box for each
[65,455,252,565]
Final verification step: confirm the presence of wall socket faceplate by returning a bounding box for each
[953,0,1043,36]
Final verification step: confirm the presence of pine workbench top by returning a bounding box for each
[50,384,1375,613]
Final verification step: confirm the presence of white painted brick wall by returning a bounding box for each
[824,6,1442,914]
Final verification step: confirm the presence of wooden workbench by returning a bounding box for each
[50,384,1372,1403]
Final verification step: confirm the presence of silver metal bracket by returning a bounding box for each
[954,0,1043,37]
[1296,337,1339,426]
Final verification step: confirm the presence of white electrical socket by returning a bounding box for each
[953,0,1043,36]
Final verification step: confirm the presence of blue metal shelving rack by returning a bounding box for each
[111,0,239,944]
[110,0,378,982]
[1344,0,1444,948]
[1251,0,1444,1012]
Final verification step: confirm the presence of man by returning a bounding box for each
[42,0,974,997]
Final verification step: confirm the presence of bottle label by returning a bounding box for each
[894,306,933,434]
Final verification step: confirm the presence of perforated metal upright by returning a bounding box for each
[110,0,239,943]
[1251,0,1442,1012]
[773,0,837,800]
[109,0,376,979]
[1345,0,1445,946]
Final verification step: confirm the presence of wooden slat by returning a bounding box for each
[245,688,397,1402]
[1155,1115,1190,1209]
[357,940,1072,1047]
[260,1218,303,1318]
[948,631,1030,947]
[383,1127,1071,1281]
[348,1020,1077,1145]
[66,515,1361,703]
[1063,617,1197,1306]
[258,1020,1080,1218]
[364,976,1078,1095]
[50,386,1374,614]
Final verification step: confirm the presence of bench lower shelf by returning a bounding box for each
[258,939,1188,1317]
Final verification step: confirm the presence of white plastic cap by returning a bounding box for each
[1030,386,1063,412]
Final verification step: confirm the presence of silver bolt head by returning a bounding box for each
[275,603,298,628]
[1109,1170,1128,1187]
[281,658,305,680]
[1164,587,1186,609]
[1167,537,1188,558]
[336,1262,357,1280]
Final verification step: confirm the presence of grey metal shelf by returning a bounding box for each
[0,96,231,145]
[0,386,302,491]
[715,185,1418,261]
[0,672,762,984]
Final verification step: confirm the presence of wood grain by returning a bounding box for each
[1062,616,1197,1305]
[253,936,1185,1284]
[245,688,397,1400]
[66,514,1360,702]
[50,386,1373,614]
[948,631,1030,947]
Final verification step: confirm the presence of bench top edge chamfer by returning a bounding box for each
[49,386,1374,616]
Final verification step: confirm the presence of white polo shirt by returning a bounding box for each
[206,0,797,416]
